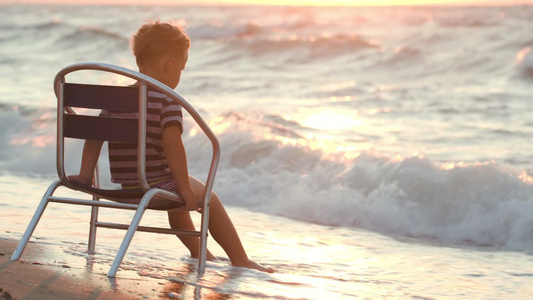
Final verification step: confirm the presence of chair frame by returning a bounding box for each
[10,62,220,277]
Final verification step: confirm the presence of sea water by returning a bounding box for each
[0,4,532,299]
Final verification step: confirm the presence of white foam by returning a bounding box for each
[186,119,533,252]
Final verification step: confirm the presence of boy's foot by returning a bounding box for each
[233,260,275,273]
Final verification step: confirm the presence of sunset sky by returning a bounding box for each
[2,0,533,6]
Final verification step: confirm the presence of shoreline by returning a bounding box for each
[0,238,187,299]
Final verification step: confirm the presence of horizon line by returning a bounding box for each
[1,1,532,7]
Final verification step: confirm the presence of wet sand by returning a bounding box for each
[0,238,188,299]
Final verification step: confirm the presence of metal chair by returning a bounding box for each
[10,62,220,277]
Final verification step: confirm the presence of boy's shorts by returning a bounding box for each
[70,177,184,211]
[121,177,185,210]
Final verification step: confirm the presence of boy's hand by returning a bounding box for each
[178,187,198,211]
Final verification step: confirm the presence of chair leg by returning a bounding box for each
[87,197,99,254]
[107,189,158,277]
[11,180,62,260]
[88,166,101,254]
[197,203,210,274]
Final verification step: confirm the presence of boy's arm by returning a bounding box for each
[70,140,104,185]
[162,125,197,211]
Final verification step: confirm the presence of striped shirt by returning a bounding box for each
[101,90,183,186]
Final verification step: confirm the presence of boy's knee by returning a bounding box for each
[206,192,222,208]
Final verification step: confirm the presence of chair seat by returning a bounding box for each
[69,180,185,211]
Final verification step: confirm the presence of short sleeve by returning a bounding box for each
[160,99,183,133]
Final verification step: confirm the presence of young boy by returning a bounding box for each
[70,20,273,273]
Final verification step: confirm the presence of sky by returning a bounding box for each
[2,0,533,6]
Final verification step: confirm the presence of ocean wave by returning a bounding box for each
[43,25,130,56]
[212,146,533,252]
[0,19,64,32]
[0,105,58,175]
[59,26,128,45]
[380,46,424,67]
[433,10,503,28]
[1,19,129,54]
[0,19,69,45]
[233,34,379,62]
[210,111,307,140]
[304,81,367,100]
[185,113,533,252]
[2,106,532,251]
[186,17,378,55]
[33,19,65,31]
[188,22,263,40]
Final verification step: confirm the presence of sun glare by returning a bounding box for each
[301,110,364,131]
[188,0,530,6]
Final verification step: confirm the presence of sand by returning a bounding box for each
[0,238,190,299]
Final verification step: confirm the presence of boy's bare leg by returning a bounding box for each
[189,176,274,273]
[167,210,218,261]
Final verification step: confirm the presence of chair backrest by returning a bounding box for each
[56,79,149,194]
[62,83,140,143]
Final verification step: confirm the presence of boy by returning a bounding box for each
[70,20,273,273]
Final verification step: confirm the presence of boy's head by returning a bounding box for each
[132,20,190,66]
[131,20,190,88]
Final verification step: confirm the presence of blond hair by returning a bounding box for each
[131,20,190,66]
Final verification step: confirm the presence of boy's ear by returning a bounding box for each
[162,57,175,73]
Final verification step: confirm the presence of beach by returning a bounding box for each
[0,238,166,299]
[1,4,532,299]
